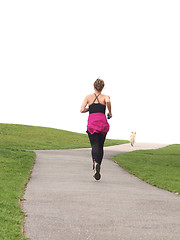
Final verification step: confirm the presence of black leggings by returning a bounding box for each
[87,131,107,165]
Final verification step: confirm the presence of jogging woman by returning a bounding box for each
[80,78,112,180]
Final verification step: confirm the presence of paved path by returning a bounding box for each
[23,143,180,240]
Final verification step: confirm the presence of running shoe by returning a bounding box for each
[93,163,101,180]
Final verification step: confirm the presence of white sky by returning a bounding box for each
[0,0,179,144]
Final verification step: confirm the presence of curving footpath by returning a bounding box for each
[23,143,180,240]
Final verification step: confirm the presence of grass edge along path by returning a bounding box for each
[112,144,180,194]
[0,123,129,240]
[0,148,35,240]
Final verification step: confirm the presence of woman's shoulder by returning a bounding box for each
[85,93,110,104]
[85,94,95,104]
[88,93,95,97]
[101,94,110,97]
[85,93,94,100]
[101,94,110,100]
[86,93,110,97]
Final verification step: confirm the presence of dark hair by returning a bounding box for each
[94,78,104,91]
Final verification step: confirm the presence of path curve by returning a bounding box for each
[23,143,180,240]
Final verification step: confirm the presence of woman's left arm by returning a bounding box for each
[80,96,89,113]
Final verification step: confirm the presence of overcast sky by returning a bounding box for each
[0,0,179,144]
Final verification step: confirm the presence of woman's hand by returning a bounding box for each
[107,113,112,118]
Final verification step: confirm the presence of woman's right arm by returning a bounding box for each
[80,96,89,113]
[106,95,112,117]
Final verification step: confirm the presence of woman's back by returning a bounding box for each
[87,93,107,106]
[88,93,106,114]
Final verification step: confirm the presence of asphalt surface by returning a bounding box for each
[23,143,180,240]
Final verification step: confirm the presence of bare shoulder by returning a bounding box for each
[86,93,95,103]
[88,93,95,97]
[84,94,92,99]
[86,93,94,99]
[103,94,110,102]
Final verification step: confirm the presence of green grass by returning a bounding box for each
[0,123,128,240]
[0,123,128,150]
[112,144,180,194]
[0,149,35,240]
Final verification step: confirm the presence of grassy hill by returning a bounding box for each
[0,123,129,240]
[0,123,129,150]
[112,144,180,194]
